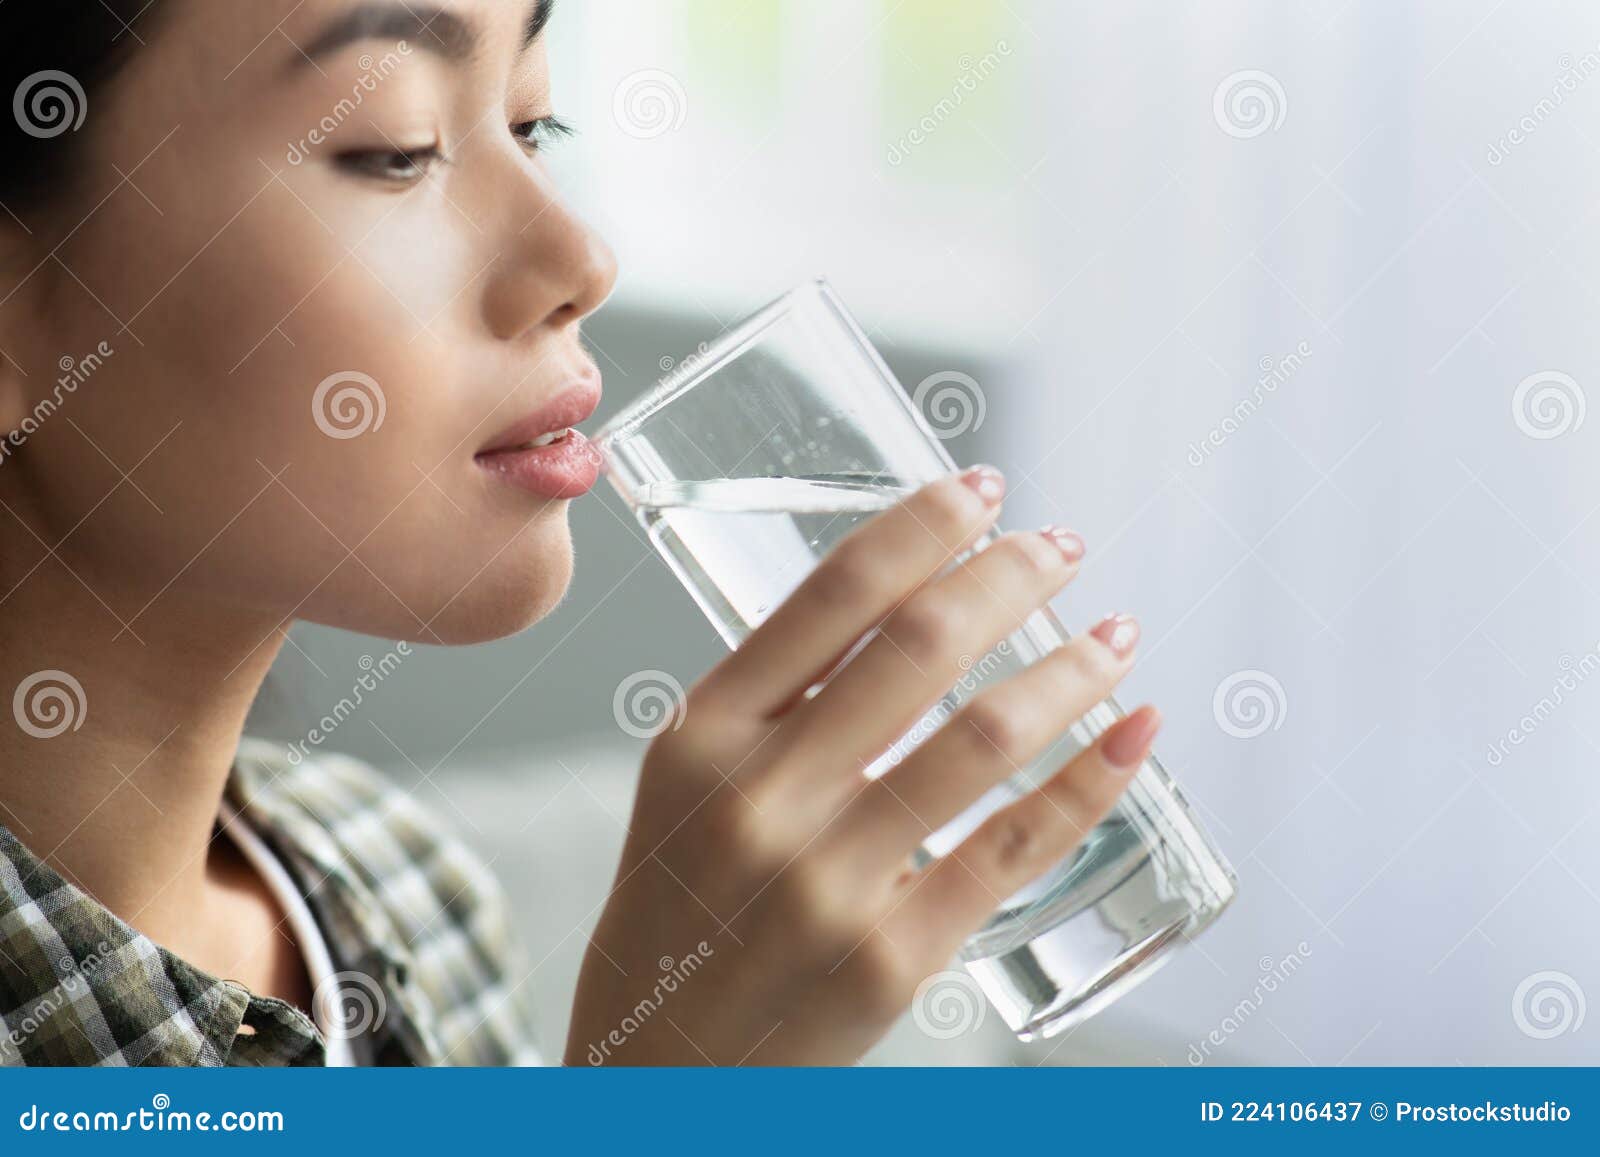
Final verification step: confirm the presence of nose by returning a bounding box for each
[481,173,618,343]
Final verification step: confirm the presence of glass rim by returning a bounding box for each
[592,277,842,453]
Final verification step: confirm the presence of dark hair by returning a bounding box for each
[1,1,165,213]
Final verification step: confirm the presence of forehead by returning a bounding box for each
[162,0,548,83]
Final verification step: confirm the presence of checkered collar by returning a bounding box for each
[0,750,437,1067]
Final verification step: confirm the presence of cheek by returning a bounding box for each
[113,184,473,538]
[91,164,476,393]
[29,157,579,637]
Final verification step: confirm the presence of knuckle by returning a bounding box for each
[1060,637,1117,688]
[639,727,691,784]
[811,540,887,607]
[915,478,981,546]
[699,791,765,857]
[674,684,728,736]
[993,530,1060,576]
[645,716,720,778]
[1046,762,1116,825]
[982,813,1041,877]
[960,698,1031,764]
[767,854,831,919]
[885,594,961,661]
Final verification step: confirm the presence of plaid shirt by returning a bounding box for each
[0,738,543,1066]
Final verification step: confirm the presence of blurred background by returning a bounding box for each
[249,0,1600,1064]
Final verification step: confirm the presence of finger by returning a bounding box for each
[890,704,1161,950]
[782,525,1087,775]
[696,467,1007,717]
[837,615,1140,865]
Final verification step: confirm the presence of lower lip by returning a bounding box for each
[475,430,601,499]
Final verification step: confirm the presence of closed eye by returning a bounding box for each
[511,115,576,152]
[334,145,445,184]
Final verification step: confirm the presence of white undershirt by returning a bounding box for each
[218,802,358,1067]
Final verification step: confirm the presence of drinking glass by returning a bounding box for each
[595,279,1236,1040]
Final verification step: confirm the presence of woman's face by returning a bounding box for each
[0,0,616,645]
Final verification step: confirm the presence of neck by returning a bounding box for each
[0,550,284,940]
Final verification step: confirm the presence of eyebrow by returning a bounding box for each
[296,0,554,68]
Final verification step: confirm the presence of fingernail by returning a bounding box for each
[959,465,1006,505]
[1090,613,1140,656]
[1041,526,1085,563]
[1103,705,1161,770]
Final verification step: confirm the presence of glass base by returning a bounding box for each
[960,810,1237,1041]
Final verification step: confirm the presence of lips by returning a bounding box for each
[475,374,603,500]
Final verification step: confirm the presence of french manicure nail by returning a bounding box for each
[1041,525,1085,563]
[1103,705,1161,770]
[1090,613,1140,656]
[959,465,1006,505]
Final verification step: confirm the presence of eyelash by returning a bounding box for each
[335,115,576,184]
[512,114,576,151]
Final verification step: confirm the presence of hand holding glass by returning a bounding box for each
[597,281,1236,1039]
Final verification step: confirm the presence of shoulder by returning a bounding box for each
[232,737,544,1065]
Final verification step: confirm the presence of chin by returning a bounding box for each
[305,516,577,645]
[420,528,577,645]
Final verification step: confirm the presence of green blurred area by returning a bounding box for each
[684,0,783,129]
[881,0,1018,183]
[680,0,1020,183]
